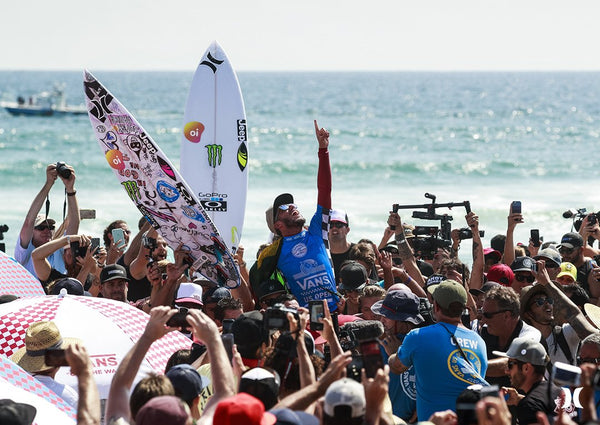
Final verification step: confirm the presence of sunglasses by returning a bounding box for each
[559,247,575,255]
[507,360,522,369]
[330,222,347,229]
[543,262,559,269]
[278,203,297,211]
[515,274,535,283]
[531,297,554,307]
[481,309,510,319]
[34,224,55,231]
[576,356,600,366]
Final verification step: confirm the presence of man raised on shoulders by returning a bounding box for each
[271,120,339,311]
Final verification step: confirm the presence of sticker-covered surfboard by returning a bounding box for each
[83,70,239,288]
[180,41,248,254]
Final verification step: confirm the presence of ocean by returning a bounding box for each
[1,71,599,267]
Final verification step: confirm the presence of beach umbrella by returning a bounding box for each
[0,251,45,298]
[0,295,191,405]
[0,354,77,425]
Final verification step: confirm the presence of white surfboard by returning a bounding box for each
[180,41,248,254]
[83,71,239,288]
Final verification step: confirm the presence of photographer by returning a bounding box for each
[32,234,102,292]
[15,162,80,280]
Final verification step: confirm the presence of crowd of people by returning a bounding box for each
[4,120,600,425]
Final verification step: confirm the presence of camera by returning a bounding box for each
[56,162,72,179]
[263,303,299,331]
[458,228,485,240]
[142,235,157,250]
[412,236,451,260]
[166,307,191,330]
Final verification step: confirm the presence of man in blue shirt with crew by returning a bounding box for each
[389,280,488,421]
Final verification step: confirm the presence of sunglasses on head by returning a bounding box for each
[515,274,535,283]
[34,224,55,231]
[278,203,297,212]
[531,297,554,307]
[330,222,347,229]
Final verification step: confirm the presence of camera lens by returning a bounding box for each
[56,162,72,179]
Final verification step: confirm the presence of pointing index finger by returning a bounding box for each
[314,119,319,133]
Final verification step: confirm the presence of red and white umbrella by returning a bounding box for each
[0,295,192,404]
[0,251,45,298]
[0,354,76,425]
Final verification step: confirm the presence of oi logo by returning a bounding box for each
[184,121,205,143]
[106,149,125,171]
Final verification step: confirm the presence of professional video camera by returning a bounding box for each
[563,207,600,232]
[392,193,476,260]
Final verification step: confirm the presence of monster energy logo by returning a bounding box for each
[122,180,141,202]
[205,144,223,168]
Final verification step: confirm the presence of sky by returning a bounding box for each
[3,0,600,71]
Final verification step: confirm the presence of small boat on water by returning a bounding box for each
[1,85,86,116]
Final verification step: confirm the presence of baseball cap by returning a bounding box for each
[49,277,84,296]
[214,393,276,425]
[492,336,549,366]
[510,256,536,273]
[469,281,500,297]
[370,290,424,324]
[558,232,584,250]
[324,378,366,419]
[330,209,348,225]
[166,364,208,404]
[100,264,129,284]
[136,396,189,425]
[0,294,18,304]
[486,264,514,287]
[339,262,368,292]
[256,279,287,301]
[534,248,562,268]
[272,193,294,222]
[232,311,268,351]
[483,248,502,262]
[175,282,203,306]
[425,274,445,289]
[239,367,280,410]
[427,279,467,309]
[271,408,319,425]
[557,262,577,283]
[0,399,37,425]
[33,215,55,228]
[202,286,232,304]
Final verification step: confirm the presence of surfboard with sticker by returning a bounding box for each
[83,70,240,288]
[180,41,248,255]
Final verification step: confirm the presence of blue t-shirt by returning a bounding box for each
[398,322,488,421]
[382,338,416,420]
[277,205,338,311]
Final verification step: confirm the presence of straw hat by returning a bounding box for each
[584,304,600,330]
[11,321,81,374]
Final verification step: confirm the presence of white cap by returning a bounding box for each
[175,282,203,306]
[324,378,365,419]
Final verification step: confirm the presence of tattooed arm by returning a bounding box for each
[468,212,484,290]
[534,260,597,338]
